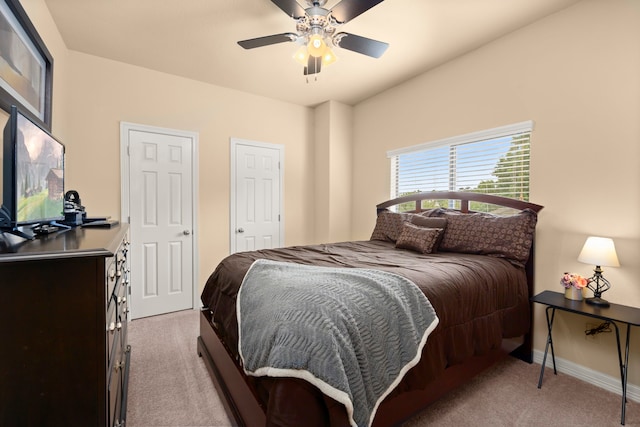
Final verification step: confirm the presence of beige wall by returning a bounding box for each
[314,100,353,243]
[64,52,315,286]
[351,0,640,383]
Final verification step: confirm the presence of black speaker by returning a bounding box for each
[63,190,86,226]
[64,190,82,207]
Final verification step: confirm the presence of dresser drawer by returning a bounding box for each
[106,256,119,300]
[107,238,128,301]
[115,277,128,350]
[106,299,119,367]
[107,346,123,427]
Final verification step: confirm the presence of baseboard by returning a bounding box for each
[533,349,640,402]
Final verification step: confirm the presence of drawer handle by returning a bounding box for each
[109,270,116,280]
[107,322,122,333]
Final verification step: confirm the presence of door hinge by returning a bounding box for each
[278,214,281,221]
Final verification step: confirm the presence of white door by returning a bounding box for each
[231,139,283,253]
[122,124,197,319]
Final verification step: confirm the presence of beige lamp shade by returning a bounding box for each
[577,236,620,267]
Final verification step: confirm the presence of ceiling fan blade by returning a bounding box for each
[330,0,384,23]
[304,55,322,75]
[238,33,298,49]
[271,0,306,19]
[333,32,388,58]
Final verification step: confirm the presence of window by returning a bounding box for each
[388,121,533,212]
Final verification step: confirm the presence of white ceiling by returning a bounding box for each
[43,0,581,107]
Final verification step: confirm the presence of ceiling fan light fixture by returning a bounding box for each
[307,34,326,57]
[293,46,309,66]
[238,0,389,76]
[322,46,337,67]
[294,44,336,70]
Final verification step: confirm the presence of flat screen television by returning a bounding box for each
[0,106,65,239]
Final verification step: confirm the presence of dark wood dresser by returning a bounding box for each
[0,225,131,426]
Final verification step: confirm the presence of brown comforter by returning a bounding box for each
[201,240,530,426]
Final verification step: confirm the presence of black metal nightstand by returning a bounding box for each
[532,290,640,425]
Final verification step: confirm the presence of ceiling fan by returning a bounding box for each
[238,0,389,76]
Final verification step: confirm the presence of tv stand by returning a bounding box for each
[1,221,72,240]
[1,227,36,240]
[0,221,71,240]
[0,211,35,240]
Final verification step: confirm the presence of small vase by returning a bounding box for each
[564,287,583,301]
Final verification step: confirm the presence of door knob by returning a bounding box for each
[237,228,244,233]
[183,230,191,235]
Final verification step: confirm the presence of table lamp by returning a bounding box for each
[577,236,620,307]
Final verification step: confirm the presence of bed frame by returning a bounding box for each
[197,191,543,427]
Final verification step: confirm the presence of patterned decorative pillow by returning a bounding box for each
[370,211,415,242]
[438,209,538,265]
[395,223,443,254]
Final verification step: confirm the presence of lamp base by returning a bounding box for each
[585,296,610,307]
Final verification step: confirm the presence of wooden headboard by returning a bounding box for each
[376,191,544,215]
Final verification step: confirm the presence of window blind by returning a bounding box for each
[388,121,533,205]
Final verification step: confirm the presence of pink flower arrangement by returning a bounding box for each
[560,272,589,289]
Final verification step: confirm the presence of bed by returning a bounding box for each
[197,191,543,426]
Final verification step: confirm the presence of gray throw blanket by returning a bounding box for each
[237,259,439,427]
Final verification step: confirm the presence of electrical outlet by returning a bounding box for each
[585,323,599,340]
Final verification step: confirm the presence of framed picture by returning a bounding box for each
[0,0,53,130]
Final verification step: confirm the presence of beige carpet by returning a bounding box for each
[126,309,231,427]
[127,309,639,426]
